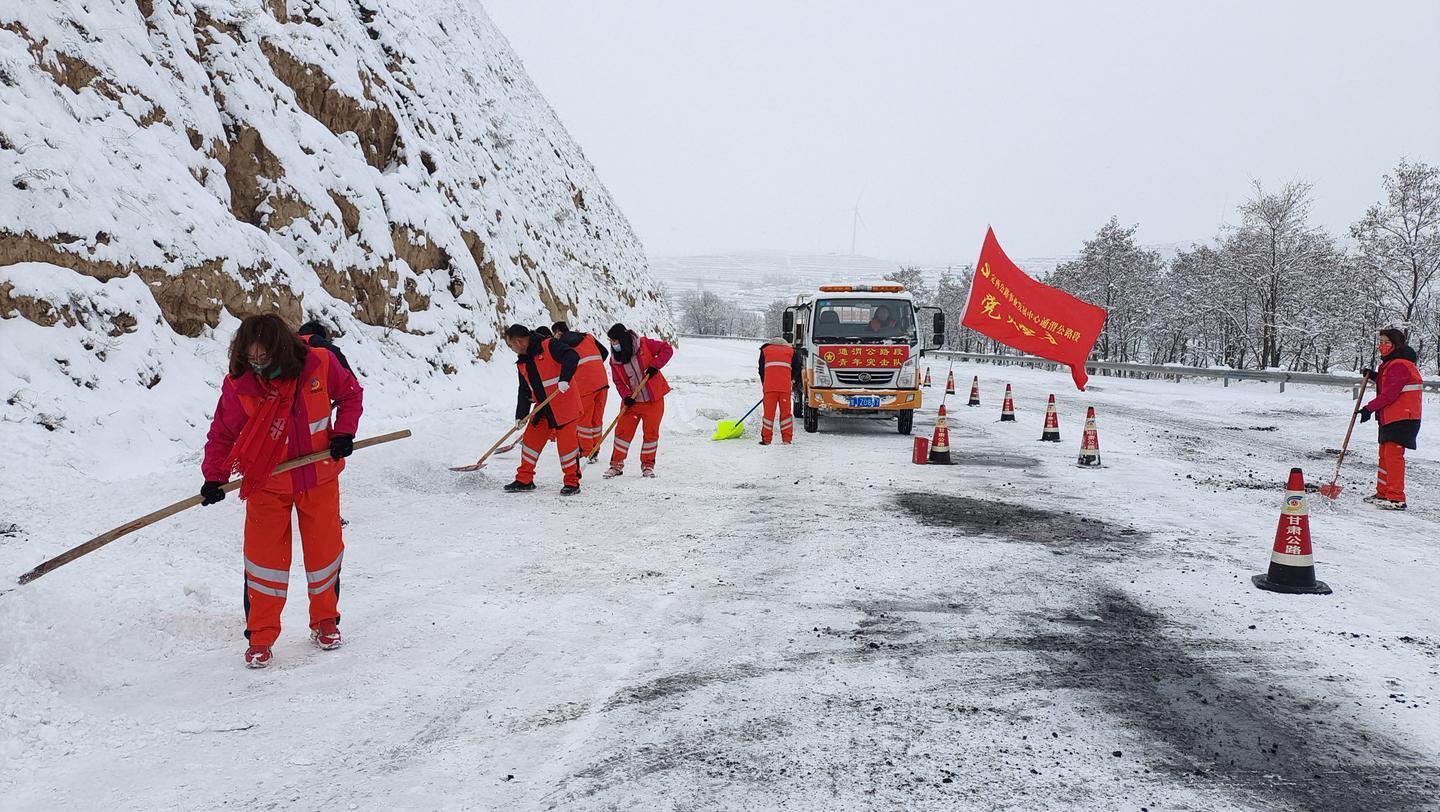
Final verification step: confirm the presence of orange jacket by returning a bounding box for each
[1366,352,1424,425]
[565,332,609,395]
[517,336,580,427]
[760,342,796,393]
[203,347,363,494]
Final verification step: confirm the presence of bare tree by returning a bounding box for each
[1352,159,1440,361]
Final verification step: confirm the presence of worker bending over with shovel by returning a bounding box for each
[505,323,583,495]
[758,337,799,445]
[603,323,674,478]
[1359,327,1424,511]
[200,314,363,669]
[552,321,610,458]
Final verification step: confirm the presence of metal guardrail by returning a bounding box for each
[677,337,1438,395]
[926,350,1440,395]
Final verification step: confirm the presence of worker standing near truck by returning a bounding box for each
[758,338,799,445]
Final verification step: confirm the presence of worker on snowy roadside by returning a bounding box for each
[602,323,673,478]
[200,314,363,669]
[758,337,799,445]
[552,320,610,458]
[505,324,583,495]
[1358,327,1424,510]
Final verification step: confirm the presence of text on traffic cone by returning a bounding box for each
[1039,394,1061,442]
[1252,468,1332,595]
[1077,406,1101,467]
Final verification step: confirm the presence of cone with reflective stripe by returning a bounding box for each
[945,371,956,396]
[923,367,932,388]
[1076,406,1101,467]
[967,376,980,406]
[1000,384,1015,421]
[1252,468,1332,595]
[1039,394,1061,442]
[928,404,952,464]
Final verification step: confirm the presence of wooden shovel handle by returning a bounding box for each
[16,429,412,585]
[588,373,652,460]
[1330,373,1372,479]
[465,389,562,469]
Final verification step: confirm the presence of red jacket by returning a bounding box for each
[1365,350,1424,425]
[203,347,363,494]
[610,334,673,401]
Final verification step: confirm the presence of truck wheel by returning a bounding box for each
[803,406,819,433]
[897,409,913,435]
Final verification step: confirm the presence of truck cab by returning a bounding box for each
[783,284,945,434]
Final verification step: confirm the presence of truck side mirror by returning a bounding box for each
[932,311,945,348]
[782,310,795,343]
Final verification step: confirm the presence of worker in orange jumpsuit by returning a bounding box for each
[1359,328,1424,510]
[758,338,800,445]
[504,323,583,495]
[201,314,363,669]
[602,323,673,478]
[552,320,610,458]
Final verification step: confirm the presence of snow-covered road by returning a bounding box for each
[3,337,1438,810]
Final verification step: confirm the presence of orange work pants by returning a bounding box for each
[243,477,344,648]
[1378,441,1407,502]
[517,420,580,486]
[611,399,664,470]
[761,390,793,443]
[576,388,608,457]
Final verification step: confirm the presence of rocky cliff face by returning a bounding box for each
[0,0,670,458]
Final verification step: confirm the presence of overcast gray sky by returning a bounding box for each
[481,0,1440,264]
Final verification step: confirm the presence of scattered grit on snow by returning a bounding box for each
[1,337,1438,810]
[1,0,670,474]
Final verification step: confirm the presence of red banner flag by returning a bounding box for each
[962,228,1107,390]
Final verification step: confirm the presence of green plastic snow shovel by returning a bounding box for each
[712,400,762,440]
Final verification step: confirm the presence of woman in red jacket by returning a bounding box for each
[1359,328,1424,511]
[200,314,364,668]
[603,323,673,478]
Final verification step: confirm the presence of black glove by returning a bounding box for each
[329,433,354,460]
[623,396,636,408]
[200,480,226,506]
[1360,368,1375,379]
[644,366,660,379]
[1359,408,1373,423]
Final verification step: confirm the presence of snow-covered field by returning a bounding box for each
[2,337,1438,810]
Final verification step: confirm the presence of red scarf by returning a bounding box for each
[226,375,298,499]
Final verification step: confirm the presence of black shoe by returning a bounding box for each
[559,485,581,496]
[503,480,537,493]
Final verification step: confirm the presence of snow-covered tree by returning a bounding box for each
[1351,159,1440,362]
[764,298,789,338]
[680,290,735,335]
[1049,217,1162,362]
[883,266,931,304]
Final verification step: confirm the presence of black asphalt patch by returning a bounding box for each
[894,492,1144,554]
[1023,590,1440,810]
[945,453,1040,469]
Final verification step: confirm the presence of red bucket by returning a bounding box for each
[912,436,929,465]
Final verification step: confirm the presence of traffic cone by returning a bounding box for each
[1076,406,1101,467]
[1039,394,1061,442]
[1252,468,1332,595]
[1000,384,1015,422]
[928,404,952,464]
[967,376,980,407]
[944,371,956,396]
[923,368,932,388]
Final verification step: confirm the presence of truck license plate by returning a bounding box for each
[848,395,882,408]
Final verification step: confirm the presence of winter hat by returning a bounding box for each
[606,323,629,342]
[1379,327,1408,348]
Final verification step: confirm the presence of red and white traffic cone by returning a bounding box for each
[1000,384,1015,422]
[967,376,980,407]
[945,371,956,396]
[923,368,932,388]
[1076,406,1101,467]
[928,404,953,464]
[1252,468,1332,595]
[1039,394,1061,442]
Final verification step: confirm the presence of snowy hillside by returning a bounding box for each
[0,0,670,473]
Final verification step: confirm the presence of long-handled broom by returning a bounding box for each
[16,429,412,586]
[1318,372,1372,500]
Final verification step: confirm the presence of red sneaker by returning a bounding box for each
[312,619,342,650]
[244,646,272,669]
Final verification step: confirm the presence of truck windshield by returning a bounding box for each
[811,298,915,342]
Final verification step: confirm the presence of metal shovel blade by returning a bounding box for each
[1318,481,1343,500]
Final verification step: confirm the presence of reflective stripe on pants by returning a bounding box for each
[762,390,793,443]
[611,399,664,469]
[577,387,608,456]
[1379,441,1407,502]
[516,420,581,487]
[242,477,344,648]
